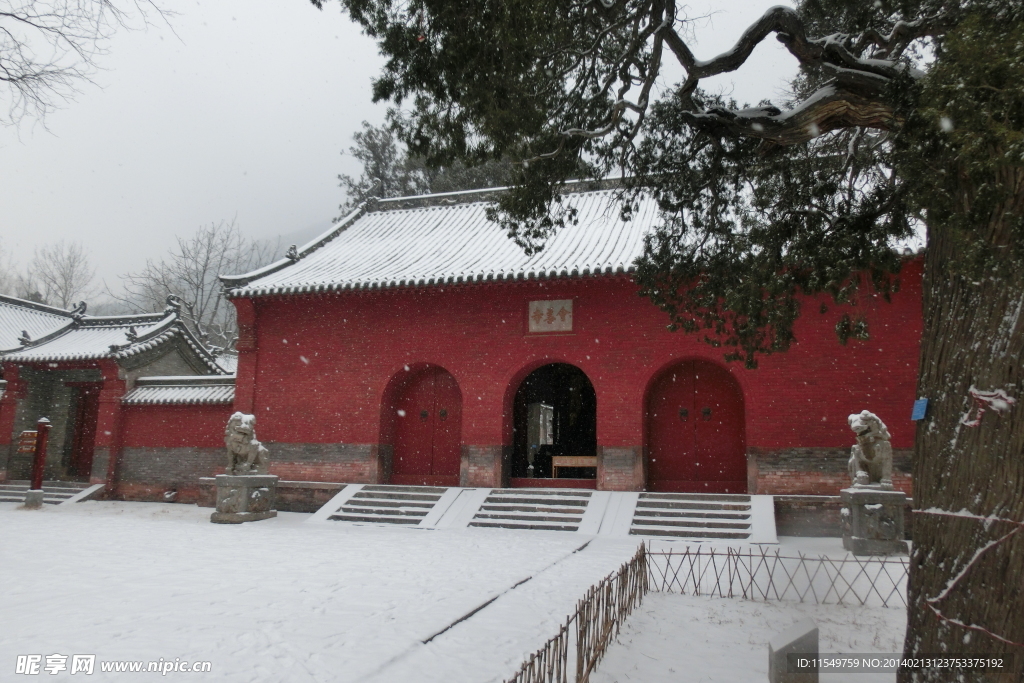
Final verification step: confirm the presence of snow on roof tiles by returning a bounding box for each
[225,188,659,297]
[1,310,225,374]
[2,314,171,363]
[223,183,928,299]
[122,377,235,405]
[0,295,74,352]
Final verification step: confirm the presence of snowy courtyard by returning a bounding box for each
[3,501,906,682]
[593,592,905,683]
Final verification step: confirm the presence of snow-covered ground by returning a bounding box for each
[2,501,907,682]
[592,592,906,683]
[1,501,637,682]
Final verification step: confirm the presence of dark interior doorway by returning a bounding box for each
[511,363,596,480]
[66,382,101,480]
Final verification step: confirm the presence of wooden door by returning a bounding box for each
[646,360,746,493]
[69,384,101,479]
[392,367,462,486]
[646,361,697,485]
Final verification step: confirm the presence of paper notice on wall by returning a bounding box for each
[528,300,573,333]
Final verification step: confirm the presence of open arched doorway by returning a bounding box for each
[388,365,462,486]
[646,359,746,493]
[511,363,596,486]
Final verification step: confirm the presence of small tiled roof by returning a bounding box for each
[0,295,74,352]
[223,184,659,297]
[1,307,226,374]
[122,375,236,405]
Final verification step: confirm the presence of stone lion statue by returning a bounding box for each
[847,410,893,489]
[225,412,269,475]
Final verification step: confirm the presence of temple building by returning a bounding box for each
[1,182,922,514]
[0,296,233,490]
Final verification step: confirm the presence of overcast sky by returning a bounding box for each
[0,0,796,298]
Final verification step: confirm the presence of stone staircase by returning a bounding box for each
[629,492,753,541]
[469,488,592,532]
[0,480,93,505]
[327,485,448,525]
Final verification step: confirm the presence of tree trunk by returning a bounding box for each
[902,170,1024,682]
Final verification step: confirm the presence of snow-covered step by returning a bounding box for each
[328,484,449,526]
[469,489,591,532]
[629,492,755,541]
[0,480,92,505]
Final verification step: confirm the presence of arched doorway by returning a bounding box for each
[511,363,596,486]
[646,359,746,492]
[390,366,462,486]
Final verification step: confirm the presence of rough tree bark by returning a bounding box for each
[904,171,1024,682]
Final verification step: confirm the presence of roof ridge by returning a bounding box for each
[0,294,75,317]
[372,177,622,213]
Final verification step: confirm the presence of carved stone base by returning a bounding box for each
[840,487,909,555]
[211,474,279,524]
[22,489,44,509]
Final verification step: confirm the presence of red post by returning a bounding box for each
[29,417,51,491]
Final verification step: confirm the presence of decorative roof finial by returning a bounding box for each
[126,326,139,343]
[165,294,183,313]
[69,301,87,321]
[286,245,299,261]
[18,330,31,346]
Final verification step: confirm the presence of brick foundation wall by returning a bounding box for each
[749,447,913,497]
[265,442,380,482]
[119,446,223,487]
[598,445,644,491]
[461,445,505,487]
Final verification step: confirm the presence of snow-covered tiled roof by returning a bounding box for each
[223,182,928,299]
[122,375,236,405]
[0,295,74,352]
[224,185,659,297]
[1,307,225,374]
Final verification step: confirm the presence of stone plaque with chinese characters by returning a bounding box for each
[528,300,573,333]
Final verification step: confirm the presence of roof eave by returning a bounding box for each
[220,202,372,295]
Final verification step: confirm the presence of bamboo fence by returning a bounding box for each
[648,546,909,608]
[503,543,649,683]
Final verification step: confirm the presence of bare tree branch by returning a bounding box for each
[109,220,277,349]
[0,0,172,124]
[23,239,96,308]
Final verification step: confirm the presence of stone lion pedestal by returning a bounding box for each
[210,412,278,524]
[211,474,279,524]
[840,487,908,555]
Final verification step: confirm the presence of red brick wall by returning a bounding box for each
[226,258,922,494]
[121,404,231,449]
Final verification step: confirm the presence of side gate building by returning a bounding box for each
[1,183,922,520]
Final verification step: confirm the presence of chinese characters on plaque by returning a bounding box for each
[528,300,573,333]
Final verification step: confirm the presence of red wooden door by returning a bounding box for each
[646,361,697,485]
[646,360,746,493]
[692,363,747,489]
[69,384,101,478]
[431,370,462,479]
[392,367,461,486]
